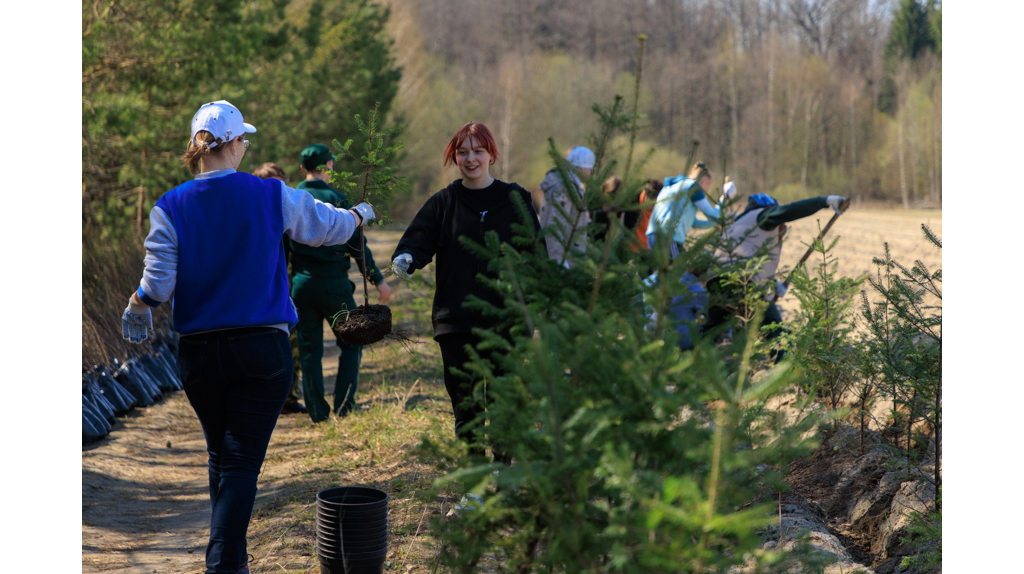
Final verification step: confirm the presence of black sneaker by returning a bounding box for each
[280,401,307,414]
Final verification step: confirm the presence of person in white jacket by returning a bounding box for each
[537,146,595,266]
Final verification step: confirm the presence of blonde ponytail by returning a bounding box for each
[181,131,227,175]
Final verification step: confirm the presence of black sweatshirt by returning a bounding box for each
[393,179,544,338]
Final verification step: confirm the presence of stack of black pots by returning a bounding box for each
[316,486,389,574]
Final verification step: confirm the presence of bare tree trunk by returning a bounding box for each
[501,90,513,182]
[801,96,815,187]
[897,111,909,209]
[932,87,941,206]
[849,87,857,202]
[908,102,919,206]
[729,26,739,176]
[767,27,775,191]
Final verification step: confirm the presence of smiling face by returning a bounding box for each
[455,136,493,186]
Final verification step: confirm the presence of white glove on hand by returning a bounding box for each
[722,180,737,201]
[774,280,788,301]
[391,253,413,280]
[351,203,376,226]
[122,299,153,343]
[826,195,849,215]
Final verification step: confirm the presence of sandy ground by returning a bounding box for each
[770,208,942,320]
[82,210,940,573]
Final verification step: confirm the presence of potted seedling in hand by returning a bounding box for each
[328,104,408,346]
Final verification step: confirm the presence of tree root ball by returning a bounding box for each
[331,304,393,346]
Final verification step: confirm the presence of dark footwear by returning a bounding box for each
[281,401,307,414]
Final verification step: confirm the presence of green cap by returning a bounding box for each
[300,144,335,171]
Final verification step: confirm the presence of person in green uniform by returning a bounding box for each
[253,162,307,415]
[291,144,392,423]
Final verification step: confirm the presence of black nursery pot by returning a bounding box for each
[316,519,388,539]
[317,542,388,574]
[316,487,389,574]
[317,487,389,511]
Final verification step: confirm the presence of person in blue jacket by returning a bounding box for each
[645,161,734,256]
[643,162,732,349]
[120,100,375,574]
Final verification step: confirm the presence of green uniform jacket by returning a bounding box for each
[288,179,385,283]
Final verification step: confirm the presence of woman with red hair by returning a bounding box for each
[390,122,543,461]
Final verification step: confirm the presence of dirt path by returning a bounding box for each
[83,229,450,574]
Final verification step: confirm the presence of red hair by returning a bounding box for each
[443,122,500,167]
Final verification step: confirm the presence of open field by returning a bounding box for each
[82,209,940,573]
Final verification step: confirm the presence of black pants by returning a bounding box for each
[178,327,292,573]
[436,332,508,461]
[702,279,787,360]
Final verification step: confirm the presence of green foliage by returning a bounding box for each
[885,0,937,62]
[859,225,941,506]
[328,103,407,306]
[415,41,829,570]
[788,227,865,411]
[82,0,401,237]
[328,103,408,222]
[899,501,942,571]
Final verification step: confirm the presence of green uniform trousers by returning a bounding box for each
[291,273,363,423]
[286,330,303,405]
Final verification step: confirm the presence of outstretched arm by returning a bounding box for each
[281,183,369,247]
[392,193,443,274]
[756,197,830,230]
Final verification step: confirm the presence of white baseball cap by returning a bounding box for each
[566,146,596,170]
[190,100,257,148]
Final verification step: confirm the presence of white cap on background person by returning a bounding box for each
[190,100,257,147]
[566,146,596,170]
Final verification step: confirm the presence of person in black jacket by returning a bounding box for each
[391,122,543,459]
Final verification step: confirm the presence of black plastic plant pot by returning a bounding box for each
[317,487,389,511]
[315,507,387,521]
[317,533,388,552]
[317,497,388,511]
[313,521,385,540]
[318,553,387,574]
[317,516,387,533]
[317,544,385,568]
[317,543,388,560]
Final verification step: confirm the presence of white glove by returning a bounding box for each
[826,195,849,215]
[722,180,737,201]
[391,253,413,280]
[774,280,788,301]
[351,203,376,226]
[122,299,153,343]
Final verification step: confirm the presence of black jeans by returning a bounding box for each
[436,332,509,462]
[178,327,292,573]
[702,278,787,361]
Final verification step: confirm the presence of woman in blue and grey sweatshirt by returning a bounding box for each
[120,100,375,574]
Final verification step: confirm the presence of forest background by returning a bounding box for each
[83,0,942,240]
